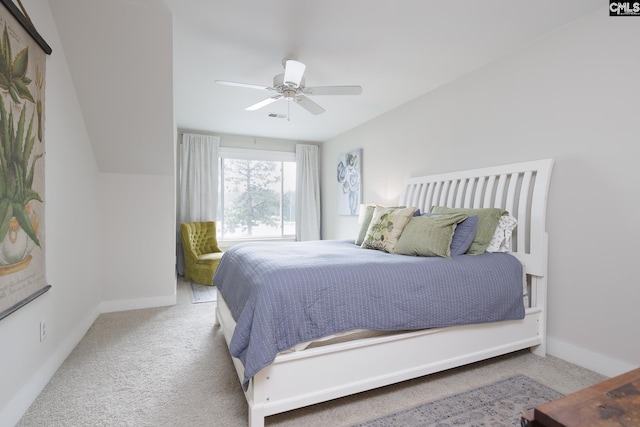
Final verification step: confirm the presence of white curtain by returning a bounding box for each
[295,144,321,241]
[177,133,220,275]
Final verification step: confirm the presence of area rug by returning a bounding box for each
[190,282,217,303]
[353,374,562,426]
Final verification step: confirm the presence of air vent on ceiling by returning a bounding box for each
[267,113,287,119]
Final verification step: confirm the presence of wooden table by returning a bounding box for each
[522,368,640,426]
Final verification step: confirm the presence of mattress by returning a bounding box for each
[214,239,525,390]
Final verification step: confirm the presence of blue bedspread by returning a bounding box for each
[214,239,524,390]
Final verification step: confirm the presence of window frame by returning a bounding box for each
[217,148,296,245]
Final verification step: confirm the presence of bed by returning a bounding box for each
[214,158,554,427]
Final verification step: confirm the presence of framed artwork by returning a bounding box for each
[0,0,52,320]
[336,148,362,216]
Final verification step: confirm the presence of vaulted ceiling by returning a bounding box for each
[164,0,603,142]
[50,0,604,174]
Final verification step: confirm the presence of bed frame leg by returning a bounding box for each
[531,342,546,357]
[248,408,265,427]
[214,306,220,326]
[213,289,221,326]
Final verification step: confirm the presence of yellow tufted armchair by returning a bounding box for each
[180,221,224,286]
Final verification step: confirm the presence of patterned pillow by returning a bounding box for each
[355,204,405,246]
[430,206,506,254]
[486,215,518,253]
[393,213,469,258]
[361,206,415,253]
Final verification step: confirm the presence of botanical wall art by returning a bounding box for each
[0,0,51,320]
[336,148,361,216]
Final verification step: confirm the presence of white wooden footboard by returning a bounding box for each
[216,158,553,427]
[217,291,543,427]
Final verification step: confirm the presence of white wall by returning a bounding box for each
[49,0,177,312]
[0,0,102,424]
[322,10,639,377]
[99,173,176,311]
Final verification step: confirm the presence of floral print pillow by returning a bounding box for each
[486,214,518,252]
[361,206,415,253]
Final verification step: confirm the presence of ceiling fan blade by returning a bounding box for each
[303,85,362,96]
[294,95,325,115]
[283,60,306,87]
[245,95,283,111]
[215,80,275,92]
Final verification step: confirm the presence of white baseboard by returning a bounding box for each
[1,305,100,427]
[100,294,176,313]
[547,336,637,378]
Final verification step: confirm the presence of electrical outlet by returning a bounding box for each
[40,319,46,342]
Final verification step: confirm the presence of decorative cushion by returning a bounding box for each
[422,213,479,256]
[448,214,479,256]
[355,205,376,246]
[486,215,518,253]
[394,213,469,258]
[355,204,405,246]
[361,206,415,253]
[429,206,506,254]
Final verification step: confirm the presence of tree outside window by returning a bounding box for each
[219,155,295,240]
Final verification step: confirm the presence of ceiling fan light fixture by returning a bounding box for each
[283,60,306,87]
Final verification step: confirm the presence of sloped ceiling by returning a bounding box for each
[49,0,174,175]
[50,0,604,172]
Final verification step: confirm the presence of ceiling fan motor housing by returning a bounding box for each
[273,73,305,96]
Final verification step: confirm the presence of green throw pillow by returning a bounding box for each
[429,206,506,254]
[393,213,469,258]
[355,205,376,246]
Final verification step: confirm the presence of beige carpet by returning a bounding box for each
[18,279,606,426]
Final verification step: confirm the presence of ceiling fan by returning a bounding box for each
[215,59,362,115]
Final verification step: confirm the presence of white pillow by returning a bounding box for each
[486,215,518,253]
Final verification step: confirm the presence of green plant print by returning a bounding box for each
[0,24,41,248]
[364,211,395,248]
[0,24,34,105]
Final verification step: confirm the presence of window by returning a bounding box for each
[218,148,296,241]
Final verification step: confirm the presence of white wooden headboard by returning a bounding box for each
[399,159,554,280]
